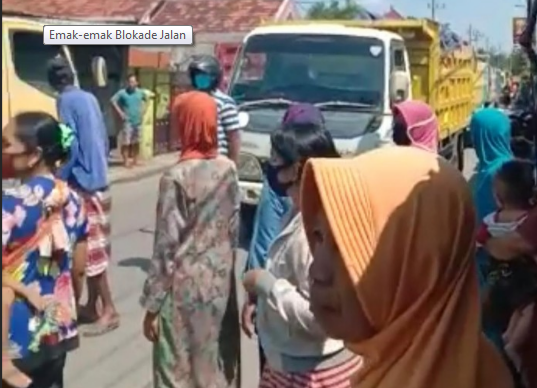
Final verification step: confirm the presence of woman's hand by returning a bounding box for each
[243,269,264,295]
[143,311,159,343]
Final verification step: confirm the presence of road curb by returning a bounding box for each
[109,164,175,185]
[2,163,175,189]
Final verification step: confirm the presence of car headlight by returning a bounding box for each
[238,153,264,182]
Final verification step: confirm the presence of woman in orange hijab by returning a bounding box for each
[300,146,515,388]
[141,91,240,388]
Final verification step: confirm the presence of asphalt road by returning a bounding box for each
[64,149,478,388]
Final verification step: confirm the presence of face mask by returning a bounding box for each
[193,73,213,90]
[265,163,294,197]
[392,115,411,146]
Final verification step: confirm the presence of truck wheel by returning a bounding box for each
[239,204,256,249]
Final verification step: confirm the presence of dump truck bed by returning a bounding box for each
[341,19,478,140]
[265,20,478,141]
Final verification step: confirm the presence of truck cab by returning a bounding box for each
[2,17,106,179]
[2,18,79,131]
[229,23,412,205]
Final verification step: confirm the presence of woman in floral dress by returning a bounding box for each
[140,91,240,388]
[2,112,88,388]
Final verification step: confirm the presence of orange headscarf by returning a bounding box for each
[171,91,218,161]
[300,147,513,388]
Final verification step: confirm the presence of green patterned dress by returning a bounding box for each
[141,156,241,388]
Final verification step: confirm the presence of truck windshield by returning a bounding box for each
[229,34,385,107]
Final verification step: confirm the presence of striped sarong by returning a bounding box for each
[78,189,111,277]
[259,356,361,388]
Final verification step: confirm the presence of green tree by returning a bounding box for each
[510,48,530,76]
[306,0,366,20]
[489,52,510,70]
[478,48,527,73]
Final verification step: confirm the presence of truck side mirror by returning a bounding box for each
[91,56,108,87]
[389,71,410,104]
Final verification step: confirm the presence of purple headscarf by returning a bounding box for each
[282,103,325,127]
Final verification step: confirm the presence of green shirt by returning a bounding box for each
[111,88,146,127]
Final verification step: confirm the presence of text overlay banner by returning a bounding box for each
[43,25,194,45]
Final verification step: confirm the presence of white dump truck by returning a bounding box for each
[229,20,478,206]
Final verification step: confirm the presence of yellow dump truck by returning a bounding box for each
[2,16,107,178]
[2,17,77,132]
[228,19,479,204]
[364,20,479,143]
[2,17,76,177]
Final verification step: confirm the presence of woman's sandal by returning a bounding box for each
[81,317,120,337]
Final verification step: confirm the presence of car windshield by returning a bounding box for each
[229,34,385,108]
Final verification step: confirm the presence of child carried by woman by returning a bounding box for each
[476,159,537,376]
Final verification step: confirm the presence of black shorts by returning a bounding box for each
[3,354,66,388]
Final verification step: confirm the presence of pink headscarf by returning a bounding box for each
[392,100,439,153]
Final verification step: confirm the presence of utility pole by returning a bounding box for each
[467,24,483,46]
[427,0,445,21]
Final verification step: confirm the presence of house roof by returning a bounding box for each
[383,6,405,19]
[1,0,161,22]
[151,0,288,32]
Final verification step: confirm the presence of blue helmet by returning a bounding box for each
[188,55,222,91]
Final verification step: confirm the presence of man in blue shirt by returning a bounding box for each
[111,74,147,167]
[47,57,119,337]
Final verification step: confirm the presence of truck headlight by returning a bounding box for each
[238,153,263,182]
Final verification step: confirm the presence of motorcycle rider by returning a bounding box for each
[187,55,242,163]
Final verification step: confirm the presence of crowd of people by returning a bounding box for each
[244,97,536,388]
[2,56,118,387]
[1,53,536,388]
[1,54,244,388]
